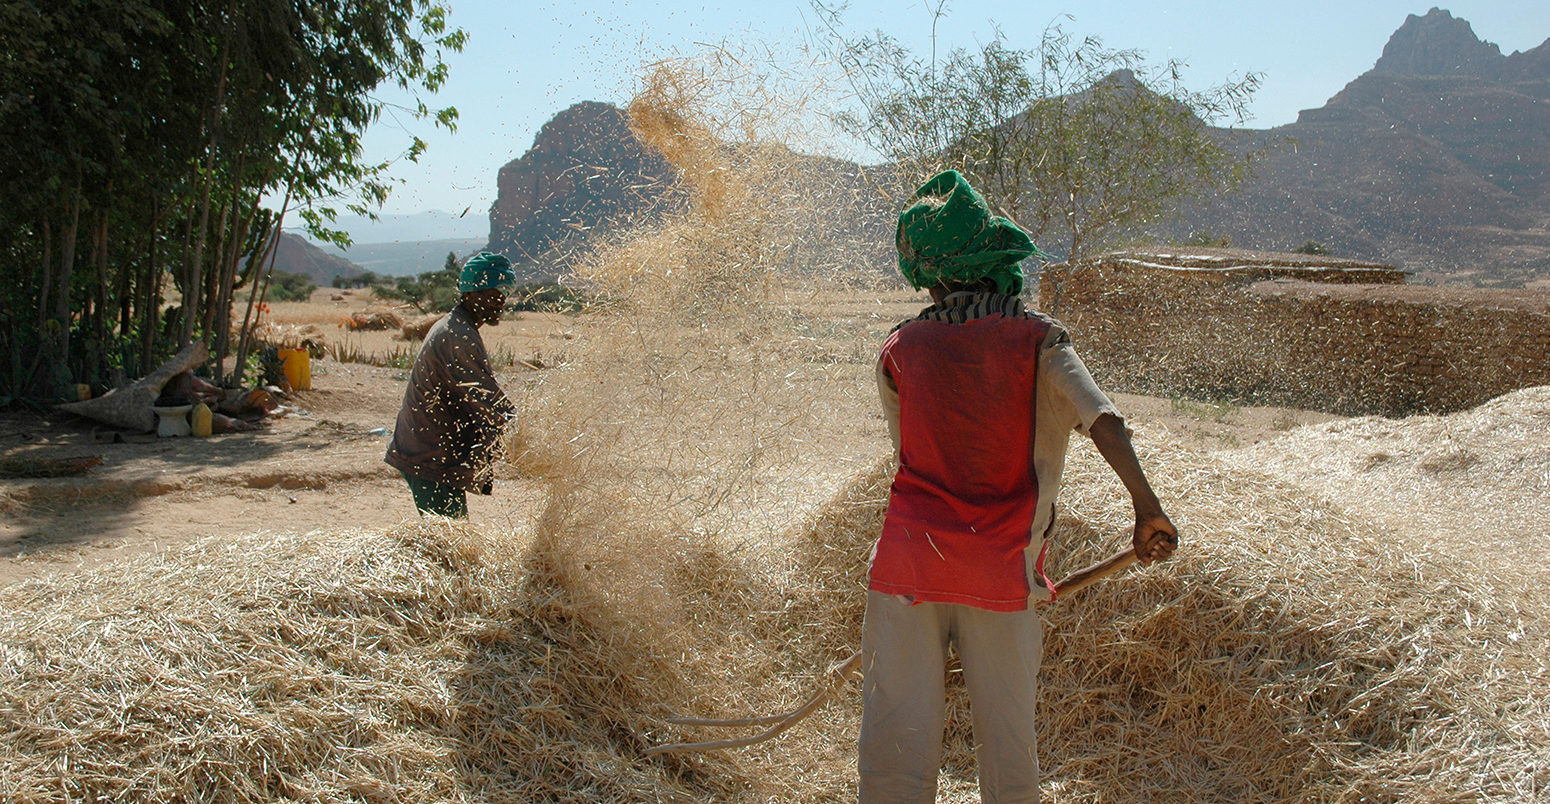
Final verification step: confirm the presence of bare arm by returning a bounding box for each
[1088,412,1178,565]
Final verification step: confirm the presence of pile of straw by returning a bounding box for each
[0,511,760,802]
[1226,385,1550,592]
[1030,428,1548,801]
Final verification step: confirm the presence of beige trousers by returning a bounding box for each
[858,591,1044,804]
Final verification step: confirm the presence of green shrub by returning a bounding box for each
[267,270,317,302]
[1293,240,1330,255]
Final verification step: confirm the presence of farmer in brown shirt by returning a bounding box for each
[384,252,518,518]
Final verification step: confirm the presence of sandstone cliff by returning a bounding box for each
[1167,8,1550,284]
[485,101,679,281]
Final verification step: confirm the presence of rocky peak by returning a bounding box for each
[485,101,679,279]
[1371,7,1504,78]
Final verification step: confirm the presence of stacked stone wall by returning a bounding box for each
[1039,262,1550,416]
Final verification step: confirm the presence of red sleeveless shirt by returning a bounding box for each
[869,313,1050,612]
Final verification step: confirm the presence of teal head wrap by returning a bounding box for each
[458,252,518,294]
[895,170,1050,296]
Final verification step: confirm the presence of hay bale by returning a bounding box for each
[400,314,442,341]
[344,311,402,332]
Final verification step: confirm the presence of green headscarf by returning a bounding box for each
[458,252,518,294]
[895,170,1050,296]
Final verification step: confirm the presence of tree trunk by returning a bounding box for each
[233,114,316,387]
[182,6,234,349]
[118,216,135,344]
[138,201,164,380]
[201,199,231,345]
[213,202,252,380]
[92,209,109,382]
[38,218,52,332]
[51,188,83,392]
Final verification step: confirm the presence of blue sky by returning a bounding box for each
[356,1,1548,219]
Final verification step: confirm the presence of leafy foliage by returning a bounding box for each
[264,271,319,303]
[509,283,588,314]
[333,270,390,289]
[372,260,461,315]
[0,0,464,401]
[1294,240,1331,256]
[1182,232,1234,248]
[813,3,1262,262]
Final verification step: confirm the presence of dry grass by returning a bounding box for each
[1225,386,1550,593]
[0,518,750,802]
[2,48,1547,803]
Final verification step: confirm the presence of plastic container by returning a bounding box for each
[191,402,212,437]
[279,348,312,391]
[152,404,192,437]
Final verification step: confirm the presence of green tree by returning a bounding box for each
[0,0,465,401]
[813,4,1262,262]
[262,270,318,302]
[373,258,461,314]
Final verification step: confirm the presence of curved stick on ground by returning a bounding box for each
[643,652,862,756]
[645,545,1142,756]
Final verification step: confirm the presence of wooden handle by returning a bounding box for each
[1051,547,1138,597]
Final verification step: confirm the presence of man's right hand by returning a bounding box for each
[1133,510,1178,565]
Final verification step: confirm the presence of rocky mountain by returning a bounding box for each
[271,232,365,286]
[485,101,680,282]
[1167,8,1550,285]
[485,9,1549,287]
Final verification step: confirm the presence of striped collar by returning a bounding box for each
[902,291,1026,328]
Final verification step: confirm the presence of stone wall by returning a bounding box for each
[1038,249,1550,416]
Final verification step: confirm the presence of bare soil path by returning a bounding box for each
[0,296,572,588]
[0,287,1339,591]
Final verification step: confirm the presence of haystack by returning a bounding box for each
[0,517,754,802]
[1225,385,1550,591]
[343,311,403,332]
[401,313,443,341]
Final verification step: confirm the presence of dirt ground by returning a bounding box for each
[0,288,1338,590]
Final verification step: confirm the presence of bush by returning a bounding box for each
[373,266,460,314]
[509,283,587,313]
[1293,240,1330,256]
[332,270,389,289]
[1181,232,1232,247]
[266,270,317,302]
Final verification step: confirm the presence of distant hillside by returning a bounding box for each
[271,233,364,286]
[1164,8,1550,285]
[327,237,488,278]
[481,9,1549,288]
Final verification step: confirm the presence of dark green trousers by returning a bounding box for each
[401,472,467,519]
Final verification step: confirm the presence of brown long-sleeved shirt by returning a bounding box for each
[384,305,515,489]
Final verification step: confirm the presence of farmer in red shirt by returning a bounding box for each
[860,170,1177,803]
